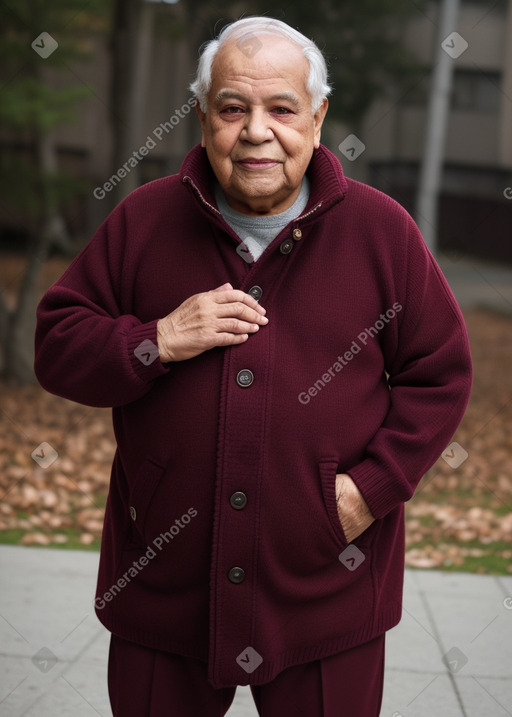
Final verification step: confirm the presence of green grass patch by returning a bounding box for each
[0,529,101,551]
[406,538,512,575]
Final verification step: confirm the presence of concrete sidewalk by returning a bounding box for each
[0,546,511,716]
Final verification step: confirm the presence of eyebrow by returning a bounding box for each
[214,89,301,107]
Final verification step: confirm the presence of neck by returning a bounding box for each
[221,185,303,217]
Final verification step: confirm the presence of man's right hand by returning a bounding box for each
[156,283,268,363]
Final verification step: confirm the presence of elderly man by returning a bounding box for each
[35,16,472,717]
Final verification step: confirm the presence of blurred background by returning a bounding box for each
[0,0,511,573]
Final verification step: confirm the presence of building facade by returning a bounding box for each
[355,0,512,262]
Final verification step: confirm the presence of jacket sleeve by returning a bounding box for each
[34,202,169,408]
[347,218,473,519]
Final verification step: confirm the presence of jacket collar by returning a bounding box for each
[180,144,348,226]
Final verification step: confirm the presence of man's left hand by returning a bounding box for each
[335,473,375,543]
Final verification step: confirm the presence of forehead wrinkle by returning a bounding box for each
[214,88,301,107]
[212,38,311,106]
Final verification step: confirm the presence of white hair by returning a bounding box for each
[189,16,332,113]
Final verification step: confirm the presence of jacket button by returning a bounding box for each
[248,285,262,301]
[230,491,248,510]
[129,506,137,521]
[236,369,254,387]
[280,240,293,254]
[228,567,246,584]
[292,228,303,240]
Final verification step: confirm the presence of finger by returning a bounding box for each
[215,302,268,325]
[216,318,262,335]
[214,332,250,347]
[213,290,267,315]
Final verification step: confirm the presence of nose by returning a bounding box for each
[240,108,274,143]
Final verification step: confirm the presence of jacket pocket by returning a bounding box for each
[128,458,166,545]
[318,460,349,549]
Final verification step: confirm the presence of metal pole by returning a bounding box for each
[415,0,462,254]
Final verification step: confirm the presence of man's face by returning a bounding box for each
[196,35,328,216]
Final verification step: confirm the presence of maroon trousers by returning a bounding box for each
[108,633,385,716]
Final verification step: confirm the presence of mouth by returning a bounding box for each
[236,158,281,171]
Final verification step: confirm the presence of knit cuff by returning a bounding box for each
[126,320,170,383]
[346,459,413,520]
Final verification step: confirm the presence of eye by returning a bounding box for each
[221,106,245,114]
[272,106,294,115]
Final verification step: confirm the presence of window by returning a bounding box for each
[452,70,502,112]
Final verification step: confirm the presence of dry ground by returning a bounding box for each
[1,255,511,572]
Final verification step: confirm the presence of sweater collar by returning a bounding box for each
[180,144,348,225]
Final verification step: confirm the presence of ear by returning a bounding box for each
[195,101,207,148]
[313,98,329,149]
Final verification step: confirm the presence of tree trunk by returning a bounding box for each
[109,0,155,207]
[2,238,48,385]
[1,129,53,384]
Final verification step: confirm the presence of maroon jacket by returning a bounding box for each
[34,144,472,688]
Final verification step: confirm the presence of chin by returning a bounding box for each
[233,180,286,199]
